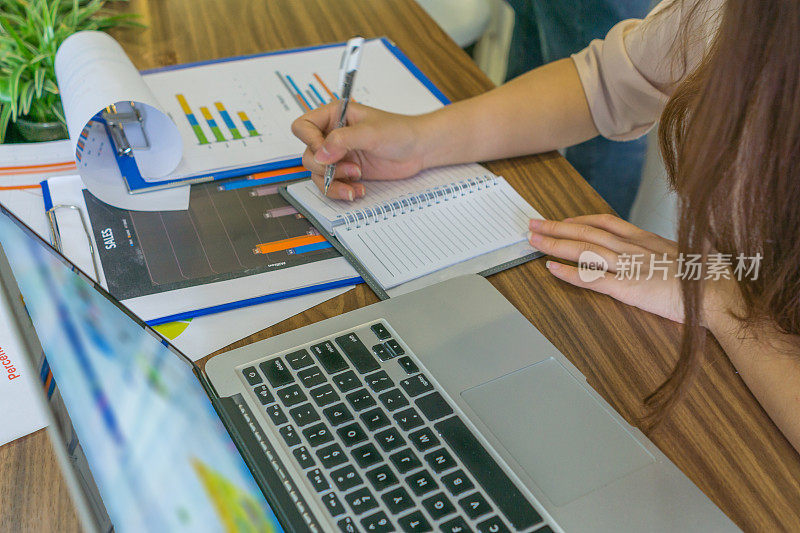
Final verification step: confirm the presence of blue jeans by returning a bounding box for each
[506,0,652,219]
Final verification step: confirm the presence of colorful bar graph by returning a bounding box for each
[218,166,310,191]
[285,74,312,111]
[200,106,226,142]
[309,84,327,106]
[176,94,210,145]
[214,102,244,139]
[237,111,260,136]
[290,241,334,255]
[313,73,337,101]
[254,234,327,255]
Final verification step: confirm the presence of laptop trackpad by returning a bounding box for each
[461,358,654,506]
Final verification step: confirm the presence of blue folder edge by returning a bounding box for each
[41,178,363,326]
[120,37,450,193]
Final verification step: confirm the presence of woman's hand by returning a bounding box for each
[528,214,688,323]
[291,102,428,201]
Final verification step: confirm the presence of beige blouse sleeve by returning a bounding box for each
[570,0,721,141]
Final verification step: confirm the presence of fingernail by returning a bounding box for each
[356,184,366,197]
[529,219,542,229]
[314,146,331,165]
[546,260,559,271]
[347,189,354,201]
[351,166,362,180]
[527,231,542,244]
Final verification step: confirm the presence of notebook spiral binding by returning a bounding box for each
[335,174,499,231]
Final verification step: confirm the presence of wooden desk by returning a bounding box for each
[1,1,798,531]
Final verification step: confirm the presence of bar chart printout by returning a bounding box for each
[275,71,340,113]
[83,176,339,301]
[175,94,261,144]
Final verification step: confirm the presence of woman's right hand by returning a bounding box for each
[291,102,428,201]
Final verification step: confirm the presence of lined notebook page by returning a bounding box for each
[336,178,542,289]
[286,163,492,231]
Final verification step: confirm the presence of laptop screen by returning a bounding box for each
[0,207,283,532]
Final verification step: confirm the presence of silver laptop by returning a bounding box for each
[0,203,736,532]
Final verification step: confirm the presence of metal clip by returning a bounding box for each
[46,204,101,282]
[101,101,150,156]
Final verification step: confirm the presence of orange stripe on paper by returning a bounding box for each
[0,184,42,191]
[250,166,307,180]
[255,234,326,254]
[314,73,337,101]
[0,161,75,172]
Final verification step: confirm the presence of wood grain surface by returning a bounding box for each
[0,1,797,531]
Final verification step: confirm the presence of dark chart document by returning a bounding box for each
[84,179,339,300]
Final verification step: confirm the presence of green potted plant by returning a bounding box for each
[0,0,140,143]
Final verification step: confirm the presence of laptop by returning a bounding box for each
[0,203,736,532]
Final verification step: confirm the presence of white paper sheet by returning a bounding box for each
[0,288,48,446]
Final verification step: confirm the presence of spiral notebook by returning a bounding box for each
[282,163,543,298]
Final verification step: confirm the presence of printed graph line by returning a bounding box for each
[254,234,326,255]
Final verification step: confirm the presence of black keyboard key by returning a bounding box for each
[398,510,431,533]
[440,516,472,533]
[365,370,394,392]
[346,388,377,411]
[406,470,438,496]
[408,428,439,452]
[279,425,300,446]
[311,341,349,374]
[265,404,288,425]
[298,365,326,388]
[375,427,405,452]
[252,384,275,405]
[317,443,347,468]
[338,517,358,533]
[476,516,509,533]
[378,388,409,411]
[393,408,424,431]
[336,332,381,374]
[360,407,391,431]
[398,356,418,374]
[422,492,456,521]
[242,366,262,386]
[435,416,542,530]
[371,322,391,340]
[360,511,393,533]
[345,487,379,515]
[289,403,320,427]
[333,370,362,392]
[322,492,346,517]
[331,464,363,491]
[424,448,456,473]
[442,470,474,496]
[390,448,422,474]
[415,392,452,421]
[260,358,294,388]
[338,422,368,447]
[352,443,382,468]
[458,493,491,520]
[382,486,414,514]
[310,383,340,406]
[399,374,433,397]
[385,339,405,356]
[373,343,393,361]
[277,384,306,407]
[366,464,398,491]
[293,446,315,469]
[323,402,354,426]
[307,468,330,492]
[286,349,314,370]
[303,422,334,447]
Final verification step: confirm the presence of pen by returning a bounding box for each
[323,36,364,195]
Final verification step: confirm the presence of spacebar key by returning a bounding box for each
[434,416,542,530]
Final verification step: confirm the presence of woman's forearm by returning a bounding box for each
[705,288,800,452]
[416,58,600,168]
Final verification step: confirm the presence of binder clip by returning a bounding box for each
[47,204,102,282]
[102,101,150,157]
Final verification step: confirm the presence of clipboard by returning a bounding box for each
[41,178,363,325]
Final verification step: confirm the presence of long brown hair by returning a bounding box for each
[649,0,800,425]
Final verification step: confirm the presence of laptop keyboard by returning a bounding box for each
[240,320,546,533]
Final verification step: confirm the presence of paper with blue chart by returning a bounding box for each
[55,31,447,210]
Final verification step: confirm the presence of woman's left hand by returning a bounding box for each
[528,214,687,323]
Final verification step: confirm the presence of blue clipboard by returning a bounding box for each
[117,37,450,194]
[41,179,363,326]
